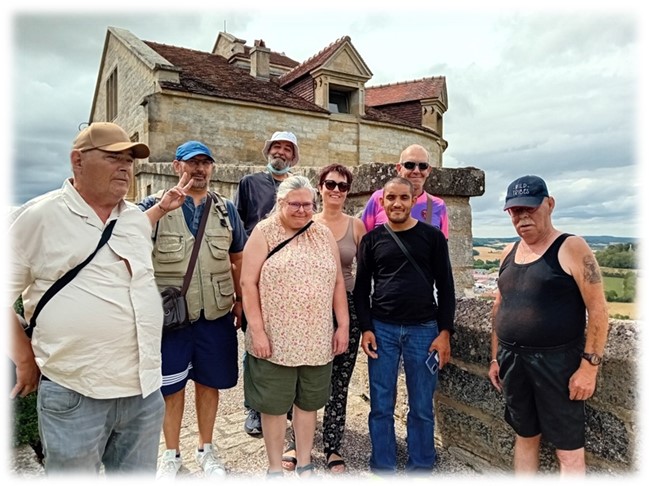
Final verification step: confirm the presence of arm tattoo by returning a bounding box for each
[583,255,602,284]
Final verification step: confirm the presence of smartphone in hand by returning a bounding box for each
[426,350,440,374]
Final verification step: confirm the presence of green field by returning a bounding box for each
[603,275,625,294]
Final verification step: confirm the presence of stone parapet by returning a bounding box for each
[434,297,637,473]
[135,162,485,297]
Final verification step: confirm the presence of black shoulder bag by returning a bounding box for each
[240,220,313,332]
[384,223,434,291]
[160,194,212,333]
[24,219,117,338]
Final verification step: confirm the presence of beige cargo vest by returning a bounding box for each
[152,191,234,321]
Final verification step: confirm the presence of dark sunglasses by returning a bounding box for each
[323,180,351,192]
[402,161,430,171]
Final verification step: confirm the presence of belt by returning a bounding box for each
[41,375,51,382]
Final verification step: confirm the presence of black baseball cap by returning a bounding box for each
[503,175,549,211]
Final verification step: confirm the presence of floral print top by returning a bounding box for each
[245,215,337,367]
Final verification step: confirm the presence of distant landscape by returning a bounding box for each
[472,236,639,320]
[474,235,638,249]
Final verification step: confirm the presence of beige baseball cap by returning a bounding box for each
[73,122,150,158]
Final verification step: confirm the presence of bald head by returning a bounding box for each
[396,144,432,197]
[399,144,429,164]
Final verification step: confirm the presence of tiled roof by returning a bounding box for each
[278,36,351,87]
[362,106,437,136]
[144,41,328,114]
[366,77,446,106]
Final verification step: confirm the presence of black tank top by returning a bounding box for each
[495,233,586,348]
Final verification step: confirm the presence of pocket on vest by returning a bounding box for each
[154,234,185,263]
[212,271,235,310]
[206,235,230,260]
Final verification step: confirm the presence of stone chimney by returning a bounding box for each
[250,39,270,81]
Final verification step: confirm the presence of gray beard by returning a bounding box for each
[268,155,290,171]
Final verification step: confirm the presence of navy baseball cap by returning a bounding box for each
[175,141,214,162]
[503,175,549,210]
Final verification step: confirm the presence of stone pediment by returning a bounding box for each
[320,43,372,80]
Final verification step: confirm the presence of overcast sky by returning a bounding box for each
[3,1,646,238]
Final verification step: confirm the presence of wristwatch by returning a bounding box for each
[582,352,602,366]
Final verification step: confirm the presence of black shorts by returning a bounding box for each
[498,341,585,450]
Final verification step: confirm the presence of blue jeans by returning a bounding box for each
[37,379,165,476]
[368,319,439,474]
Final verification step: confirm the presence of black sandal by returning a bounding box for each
[295,463,315,477]
[281,440,297,471]
[325,450,346,474]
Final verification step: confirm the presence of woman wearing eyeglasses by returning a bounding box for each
[240,175,349,478]
[282,164,366,474]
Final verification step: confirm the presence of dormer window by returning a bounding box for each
[329,89,350,114]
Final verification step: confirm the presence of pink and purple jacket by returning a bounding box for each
[360,189,449,238]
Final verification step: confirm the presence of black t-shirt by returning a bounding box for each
[353,221,455,333]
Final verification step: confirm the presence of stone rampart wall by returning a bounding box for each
[436,298,637,473]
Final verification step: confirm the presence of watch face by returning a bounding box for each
[584,353,602,365]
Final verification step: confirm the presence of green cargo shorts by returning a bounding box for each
[244,354,333,415]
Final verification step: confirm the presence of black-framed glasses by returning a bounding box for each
[402,161,430,171]
[286,201,315,212]
[323,180,350,192]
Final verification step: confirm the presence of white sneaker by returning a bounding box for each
[195,443,226,478]
[156,449,182,480]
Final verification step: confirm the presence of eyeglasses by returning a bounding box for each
[286,201,315,212]
[323,180,350,192]
[507,206,540,217]
[402,161,430,171]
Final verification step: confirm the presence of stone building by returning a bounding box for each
[88,26,484,293]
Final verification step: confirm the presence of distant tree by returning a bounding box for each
[595,243,637,269]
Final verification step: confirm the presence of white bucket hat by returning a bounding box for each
[261,131,300,166]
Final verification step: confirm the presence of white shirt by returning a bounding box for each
[9,179,163,398]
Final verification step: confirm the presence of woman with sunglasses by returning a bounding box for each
[241,175,349,478]
[282,164,366,475]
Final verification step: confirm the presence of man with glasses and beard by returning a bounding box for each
[235,131,301,237]
[138,141,247,479]
[360,144,449,239]
[233,131,300,437]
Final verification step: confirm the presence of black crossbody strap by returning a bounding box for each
[384,223,433,291]
[180,194,213,296]
[27,219,117,334]
[267,220,313,260]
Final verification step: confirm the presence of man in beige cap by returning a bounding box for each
[9,122,189,477]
